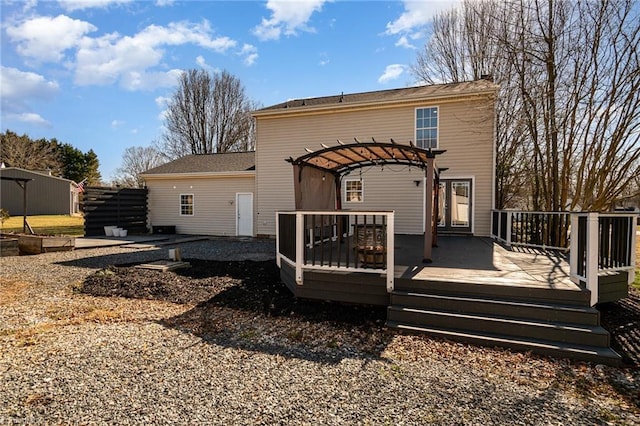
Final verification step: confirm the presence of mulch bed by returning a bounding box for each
[80,259,640,367]
[80,259,387,326]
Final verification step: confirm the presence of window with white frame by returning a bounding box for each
[416,107,438,149]
[180,194,194,216]
[344,179,363,202]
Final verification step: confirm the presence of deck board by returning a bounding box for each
[394,235,579,291]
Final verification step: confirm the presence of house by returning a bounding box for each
[140,81,636,364]
[0,167,81,216]
[252,80,498,238]
[140,152,255,236]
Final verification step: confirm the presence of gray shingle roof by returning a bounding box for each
[142,152,255,175]
[254,80,498,113]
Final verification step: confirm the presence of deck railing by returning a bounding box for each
[491,210,571,250]
[570,212,637,305]
[276,211,395,292]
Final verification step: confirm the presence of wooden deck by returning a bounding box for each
[280,235,626,365]
[394,235,578,291]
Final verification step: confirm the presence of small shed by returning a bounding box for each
[0,167,80,215]
[141,152,256,236]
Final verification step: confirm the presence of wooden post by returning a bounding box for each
[335,175,343,242]
[586,212,599,306]
[423,158,434,262]
[22,180,28,233]
[569,213,579,284]
[505,211,512,247]
[386,211,395,292]
[275,212,281,268]
[629,215,637,285]
[295,211,304,285]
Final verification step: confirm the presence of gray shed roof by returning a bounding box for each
[142,151,255,175]
[0,167,76,184]
[254,80,498,114]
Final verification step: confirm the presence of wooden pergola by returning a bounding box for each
[286,138,445,262]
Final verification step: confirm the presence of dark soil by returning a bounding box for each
[80,259,640,367]
[80,259,387,326]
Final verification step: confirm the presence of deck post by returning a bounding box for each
[569,213,579,284]
[386,211,395,292]
[295,211,304,285]
[629,215,637,285]
[505,211,512,247]
[275,212,281,268]
[586,212,599,306]
[423,158,434,262]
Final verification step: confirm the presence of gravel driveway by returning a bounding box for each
[1,238,638,425]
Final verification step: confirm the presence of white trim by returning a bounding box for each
[414,106,439,149]
[491,98,497,211]
[343,178,364,203]
[141,171,255,179]
[179,193,194,216]
[425,175,475,234]
[235,192,254,236]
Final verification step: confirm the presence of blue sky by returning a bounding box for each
[1,0,456,180]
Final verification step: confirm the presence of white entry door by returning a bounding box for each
[236,193,253,236]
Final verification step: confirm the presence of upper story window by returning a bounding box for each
[180,194,194,216]
[416,107,438,149]
[344,179,363,203]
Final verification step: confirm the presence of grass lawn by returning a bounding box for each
[0,215,84,236]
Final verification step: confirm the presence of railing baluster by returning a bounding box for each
[310,214,316,266]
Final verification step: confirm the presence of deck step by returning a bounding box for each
[386,321,621,366]
[391,291,600,326]
[387,306,610,347]
[394,278,591,306]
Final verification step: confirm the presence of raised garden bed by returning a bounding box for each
[0,236,19,256]
[17,234,75,255]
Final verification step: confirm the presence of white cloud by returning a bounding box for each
[111,119,125,129]
[22,0,38,12]
[0,67,56,128]
[0,66,60,101]
[119,69,183,91]
[386,1,457,35]
[74,21,235,89]
[378,64,407,84]
[155,96,170,108]
[253,0,327,41]
[155,0,174,6]
[196,55,207,67]
[395,35,416,49]
[58,0,132,12]
[6,15,97,63]
[239,44,258,66]
[194,55,221,73]
[0,67,59,124]
[7,113,51,127]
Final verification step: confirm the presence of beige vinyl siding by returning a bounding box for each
[255,95,495,236]
[145,175,255,236]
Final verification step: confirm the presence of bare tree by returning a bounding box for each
[113,145,166,188]
[161,69,257,159]
[413,0,640,212]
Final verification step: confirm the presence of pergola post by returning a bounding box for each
[423,157,435,262]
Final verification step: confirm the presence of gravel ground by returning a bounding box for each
[1,238,639,425]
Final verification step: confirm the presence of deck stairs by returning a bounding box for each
[386,278,621,365]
